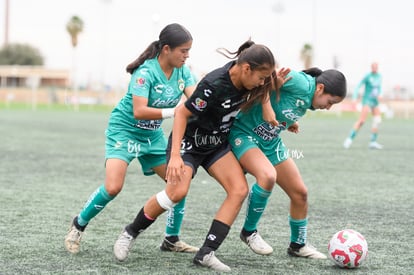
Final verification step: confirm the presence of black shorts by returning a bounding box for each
[166,135,231,178]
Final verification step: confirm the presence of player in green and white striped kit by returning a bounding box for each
[343,62,383,149]
[64,23,198,254]
[229,67,347,259]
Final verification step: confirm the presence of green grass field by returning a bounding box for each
[1,108,413,274]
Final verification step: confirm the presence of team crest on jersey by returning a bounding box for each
[191,98,207,111]
[136,77,145,86]
[234,138,242,147]
[178,79,185,91]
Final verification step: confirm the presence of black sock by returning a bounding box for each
[241,228,256,237]
[290,242,305,249]
[73,216,87,232]
[125,207,155,238]
[201,219,230,252]
[165,235,179,243]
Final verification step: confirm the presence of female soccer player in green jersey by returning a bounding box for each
[113,40,277,272]
[65,23,198,254]
[229,67,347,259]
[343,62,383,149]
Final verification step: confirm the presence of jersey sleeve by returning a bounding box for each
[184,80,215,115]
[128,67,154,98]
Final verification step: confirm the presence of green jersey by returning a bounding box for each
[232,70,315,147]
[229,70,315,164]
[108,57,195,135]
[352,72,382,107]
[104,58,195,175]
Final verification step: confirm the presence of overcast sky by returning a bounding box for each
[1,0,413,95]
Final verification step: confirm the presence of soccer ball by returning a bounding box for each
[328,229,368,268]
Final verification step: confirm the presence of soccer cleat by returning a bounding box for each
[160,238,199,253]
[369,141,383,149]
[287,243,327,259]
[343,138,352,149]
[113,229,135,261]
[64,218,84,254]
[240,231,273,255]
[193,250,231,272]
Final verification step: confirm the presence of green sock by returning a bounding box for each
[243,183,271,232]
[78,184,115,226]
[289,216,308,245]
[165,196,186,237]
[371,132,378,142]
[350,129,357,139]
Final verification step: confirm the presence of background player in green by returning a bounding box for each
[64,23,198,254]
[343,62,383,149]
[113,40,277,272]
[229,67,347,258]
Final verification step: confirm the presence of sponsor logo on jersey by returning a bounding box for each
[136,77,145,86]
[295,99,305,107]
[282,109,301,121]
[204,89,212,97]
[191,98,207,111]
[221,99,231,108]
[154,84,163,93]
[165,85,174,95]
[253,122,286,141]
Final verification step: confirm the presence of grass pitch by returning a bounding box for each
[0,109,412,274]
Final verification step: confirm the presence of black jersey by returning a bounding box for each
[184,61,249,152]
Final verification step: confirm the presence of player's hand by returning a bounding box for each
[263,112,279,127]
[276,67,292,89]
[288,122,299,133]
[166,155,185,185]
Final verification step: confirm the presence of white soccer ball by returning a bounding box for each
[328,229,368,268]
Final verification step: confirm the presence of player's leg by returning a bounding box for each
[193,150,248,272]
[369,105,383,149]
[344,105,370,148]
[64,158,128,254]
[151,164,198,253]
[275,158,326,259]
[114,164,193,261]
[237,147,275,255]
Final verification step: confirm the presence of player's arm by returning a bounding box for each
[352,75,367,101]
[261,95,278,126]
[165,104,192,184]
[132,95,175,120]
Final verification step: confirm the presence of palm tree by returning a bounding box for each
[66,16,84,111]
[300,43,313,69]
[66,16,84,48]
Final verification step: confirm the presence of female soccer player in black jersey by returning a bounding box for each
[114,39,277,272]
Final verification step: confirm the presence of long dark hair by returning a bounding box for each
[126,23,193,74]
[216,39,277,111]
[303,67,347,98]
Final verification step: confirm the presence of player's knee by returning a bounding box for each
[256,170,277,190]
[372,115,382,128]
[233,183,249,201]
[292,186,308,205]
[156,190,177,211]
[104,183,122,196]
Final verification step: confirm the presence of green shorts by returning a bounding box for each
[362,98,379,108]
[105,128,167,176]
[228,128,288,166]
